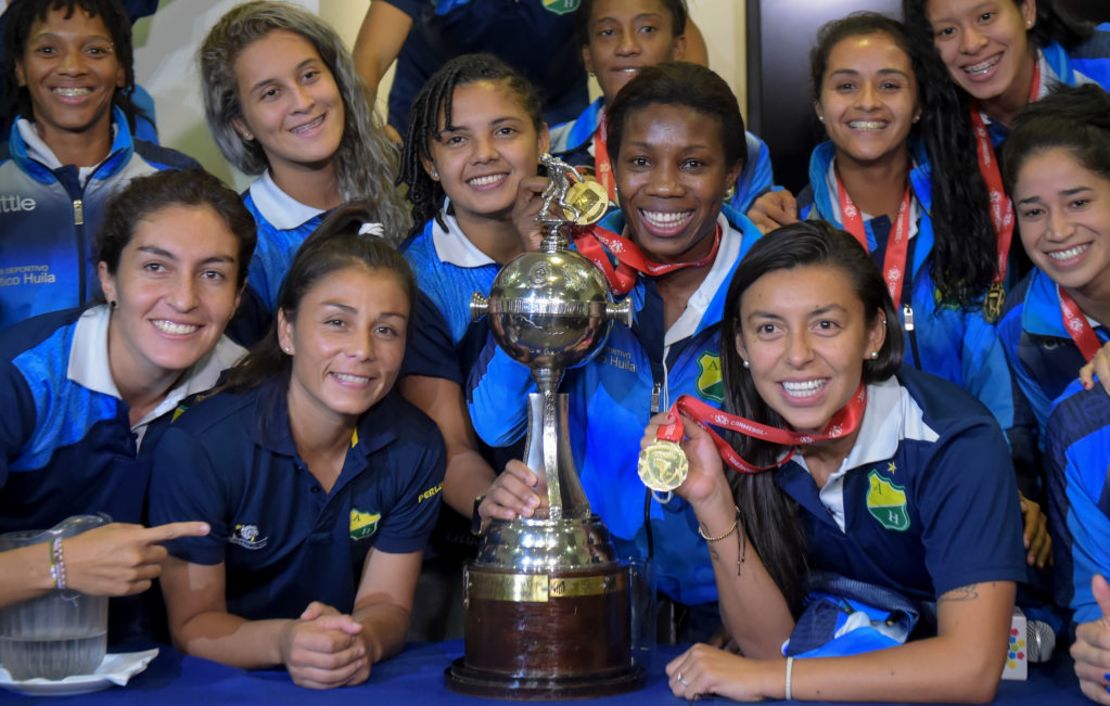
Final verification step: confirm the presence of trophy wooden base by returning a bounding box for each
[445,563,643,700]
[445,658,644,700]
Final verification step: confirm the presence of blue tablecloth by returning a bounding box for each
[3,641,1094,705]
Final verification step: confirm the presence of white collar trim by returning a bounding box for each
[823,158,919,240]
[248,171,325,231]
[664,212,739,347]
[431,202,497,268]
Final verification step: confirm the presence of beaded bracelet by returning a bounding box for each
[697,507,740,543]
[698,506,748,576]
[48,537,66,591]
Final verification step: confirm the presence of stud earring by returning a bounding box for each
[817,115,825,123]
[742,359,750,369]
[430,169,439,179]
[108,300,118,310]
[870,351,879,360]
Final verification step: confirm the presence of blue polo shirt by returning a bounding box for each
[999,270,1109,447]
[228,172,326,346]
[400,210,499,385]
[0,305,243,531]
[384,0,587,133]
[776,368,1026,604]
[1045,380,1110,624]
[149,378,445,621]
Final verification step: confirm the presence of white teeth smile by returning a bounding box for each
[467,174,506,187]
[641,210,693,227]
[53,87,91,97]
[782,379,827,398]
[152,320,198,335]
[1048,244,1089,261]
[965,55,1001,76]
[291,115,325,134]
[333,373,369,384]
[848,120,887,130]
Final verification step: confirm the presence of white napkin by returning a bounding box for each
[0,648,158,686]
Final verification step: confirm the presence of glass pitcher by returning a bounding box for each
[0,514,110,680]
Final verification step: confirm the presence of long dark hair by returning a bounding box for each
[719,220,903,612]
[398,53,545,234]
[0,0,146,133]
[222,202,416,392]
[811,12,996,306]
[1002,83,1110,190]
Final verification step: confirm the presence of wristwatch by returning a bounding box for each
[470,495,486,536]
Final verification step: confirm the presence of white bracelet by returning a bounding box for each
[785,656,794,700]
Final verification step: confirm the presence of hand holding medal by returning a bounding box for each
[637,386,868,494]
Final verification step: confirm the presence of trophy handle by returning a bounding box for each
[470,292,489,321]
[606,299,634,328]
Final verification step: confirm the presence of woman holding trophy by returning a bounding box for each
[468,61,764,640]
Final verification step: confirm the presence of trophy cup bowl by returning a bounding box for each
[446,157,641,700]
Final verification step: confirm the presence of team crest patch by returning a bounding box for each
[542,0,580,15]
[865,470,910,531]
[350,509,381,540]
[229,524,267,549]
[696,352,724,403]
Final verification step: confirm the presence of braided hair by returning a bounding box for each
[398,53,544,233]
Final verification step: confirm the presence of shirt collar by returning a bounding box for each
[16,117,116,187]
[256,377,400,458]
[430,202,497,268]
[248,171,326,231]
[664,212,740,347]
[820,149,920,241]
[1022,269,1108,339]
[68,305,245,442]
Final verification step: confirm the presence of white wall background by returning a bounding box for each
[133,0,748,189]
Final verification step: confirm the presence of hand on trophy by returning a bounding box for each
[641,412,730,509]
[512,175,549,252]
[477,460,551,528]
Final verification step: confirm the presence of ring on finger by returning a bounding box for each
[677,672,689,687]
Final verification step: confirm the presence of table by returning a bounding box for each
[4,641,1095,705]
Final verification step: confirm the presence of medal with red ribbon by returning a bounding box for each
[637,385,868,493]
[836,174,912,308]
[593,111,617,204]
[971,60,1041,322]
[1058,286,1103,362]
[573,222,722,295]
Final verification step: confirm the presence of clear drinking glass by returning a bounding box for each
[626,557,657,669]
[0,514,110,680]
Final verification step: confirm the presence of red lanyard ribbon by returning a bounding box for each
[593,111,616,203]
[1058,287,1102,362]
[573,223,722,295]
[970,61,1041,290]
[654,385,868,475]
[836,174,912,307]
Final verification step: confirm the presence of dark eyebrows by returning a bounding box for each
[249,58,319,94]
[1017,186,1094,205]
[136,245,234,266]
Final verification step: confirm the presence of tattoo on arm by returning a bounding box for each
[939,583,980,603]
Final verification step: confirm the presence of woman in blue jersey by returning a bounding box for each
[396,54,548,524]
[199,1,410,344]
[0,168,254,638]
[550,0,771,213]
[649,221,1025,702]
[470,62,763,639]
[0,0,199,330]
[150,203,444,690]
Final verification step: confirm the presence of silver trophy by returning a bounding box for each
[447,155,641,699]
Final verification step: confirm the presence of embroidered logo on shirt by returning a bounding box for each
[696,352,724,403]
[865,469,910,532]
[542,0,581,15]
[350,509,381,540]
[229,524,268,549]
[418,483,444,503]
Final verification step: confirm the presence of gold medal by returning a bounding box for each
[983,283,1006,323]
[637,439,689,493]
[563,178,608,226]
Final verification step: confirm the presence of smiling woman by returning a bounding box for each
[148,202,445,690]
[0,169,254,640]
[0,0,201,330]
[199,1,411,346]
